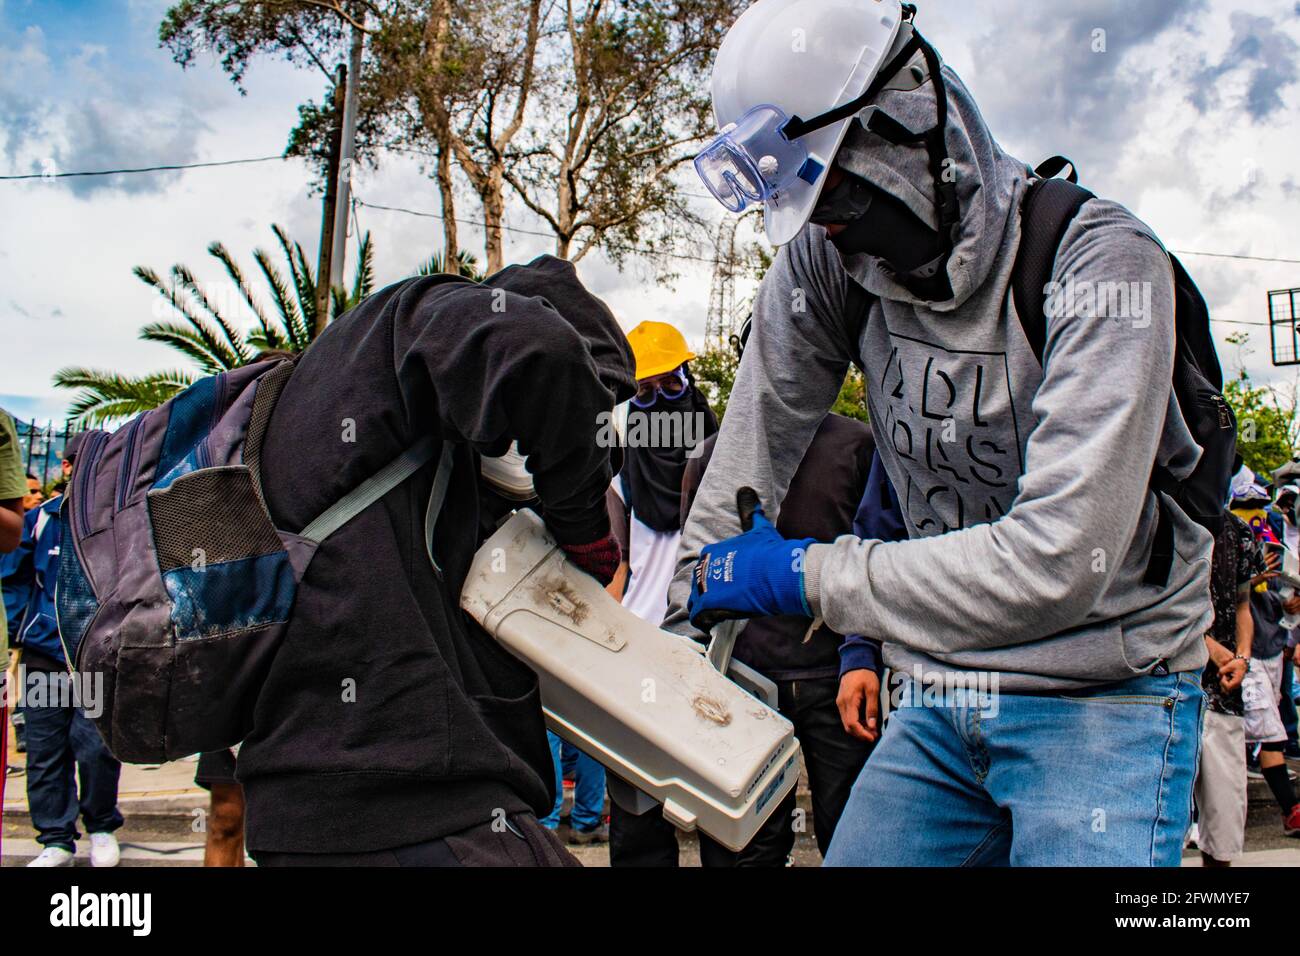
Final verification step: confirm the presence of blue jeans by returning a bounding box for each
[23,683,124,850]
[541,732,606,832]
[825,670,1204,867]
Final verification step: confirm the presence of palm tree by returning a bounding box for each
[418,249,485,281]
[55,226,375,429]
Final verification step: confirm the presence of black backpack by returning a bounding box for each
[1012,158,1238,585]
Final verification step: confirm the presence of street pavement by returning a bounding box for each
[5,741,1300,867]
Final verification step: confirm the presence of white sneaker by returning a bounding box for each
[27,846,75,868]
[89,832,120,868]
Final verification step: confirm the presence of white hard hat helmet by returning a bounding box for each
[698,0,906,245]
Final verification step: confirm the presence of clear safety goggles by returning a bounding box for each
[696,17,936,218]
[631,367,689,408]
[693,105,820,214]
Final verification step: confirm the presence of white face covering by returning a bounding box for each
[479,441,535,500]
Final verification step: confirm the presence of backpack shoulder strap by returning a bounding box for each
[244,358,298,504]
[844,275,872,366]
[1168,253,1222,390]
[240,355,450,554]
[1011,175,1094,366]
[301,435,444,545]
[424,441,456,579]
[1032,155,1079,184]
[1013,172,1186,590]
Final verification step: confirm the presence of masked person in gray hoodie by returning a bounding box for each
[672,0,1211,866]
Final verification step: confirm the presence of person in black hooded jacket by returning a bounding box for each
[240,255,636,866]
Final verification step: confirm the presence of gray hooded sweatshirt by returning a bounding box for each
[664,55,1212,692]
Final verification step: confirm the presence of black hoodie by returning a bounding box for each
[238,256,635,853]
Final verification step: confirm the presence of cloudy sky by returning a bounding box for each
[2,0,1298,425]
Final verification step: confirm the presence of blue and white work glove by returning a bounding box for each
[687,488,818,632]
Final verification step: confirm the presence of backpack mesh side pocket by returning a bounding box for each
[147,466,295,640]
[144,465,297,756]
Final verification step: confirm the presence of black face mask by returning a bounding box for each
[620,371,718,534]
[641,390,695,414]
[784,20,959,302]
[811,171,945,279]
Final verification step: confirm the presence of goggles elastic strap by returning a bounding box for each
[914,37,958,242]
[781,31,924,141]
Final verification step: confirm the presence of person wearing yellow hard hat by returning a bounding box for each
[604,320,717,865]
[619,320,714,550]
[626,320,695,381]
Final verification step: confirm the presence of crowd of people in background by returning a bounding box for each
[1193,466,1300,865]
[1,425,124,868]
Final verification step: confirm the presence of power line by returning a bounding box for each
[361,196,1293,334]
[373,143,723,204]
[5,147,1297,270]
[1171,250,1300,266]
[355,197,726,265]
[5,144,1298,266]
[0,155,290,181]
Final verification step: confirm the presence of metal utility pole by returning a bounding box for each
[314,65,346,334]
[705,218,741,348]
[329,20,365,291]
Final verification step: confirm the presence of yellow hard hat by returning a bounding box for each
[627,321,696,380]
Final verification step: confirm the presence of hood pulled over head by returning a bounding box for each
[483,255,637,409]
[831,37,1031,312]
[478,255,634,482]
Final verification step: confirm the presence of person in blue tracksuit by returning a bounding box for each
[2,501,36,754]
[2,455,124,867]
[1,509,33,646]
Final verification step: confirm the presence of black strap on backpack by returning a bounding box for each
[1031,155,1079,185]
[1010,167,1093,366]
[1010,161,1176,588]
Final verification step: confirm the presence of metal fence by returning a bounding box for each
[10,418,77,490]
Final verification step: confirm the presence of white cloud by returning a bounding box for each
[2,0,1298,424]
[0,23,52,167]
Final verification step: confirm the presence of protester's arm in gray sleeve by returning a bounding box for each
[663,230,862,637]
[804,203,1179,653]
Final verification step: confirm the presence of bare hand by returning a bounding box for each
[1219,657,1248,694]
[837,669,882,743]
[1252,551,1281,588]
[1284,595,1300,616]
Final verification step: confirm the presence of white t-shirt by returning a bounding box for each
[612,482,679,627]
